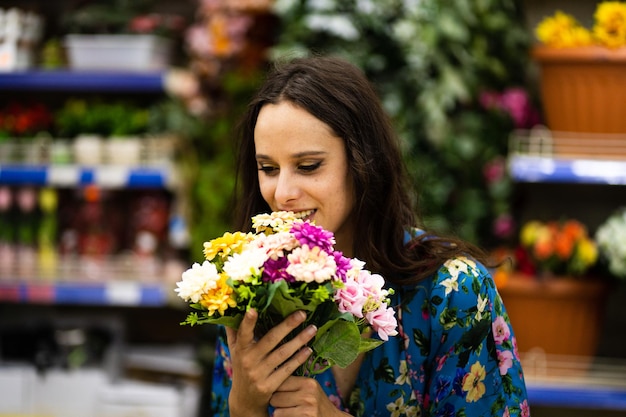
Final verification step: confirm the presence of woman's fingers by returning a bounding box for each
[237,308,259,347]
[256,310,307,351]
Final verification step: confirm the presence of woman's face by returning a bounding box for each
[254,101,356,255]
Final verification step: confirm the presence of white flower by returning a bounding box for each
[440,276,459,296]
[305,14,359,40]
[444,256,478,279]
[175,261,220,303]
[223,246,267,281]
[596,209,626,279]
[394,360,411,385]
[475,294,488,320]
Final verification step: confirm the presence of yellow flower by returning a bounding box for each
[576,238,599,266]
[535,11,592,47]
[593,1,626,48]
[199,273,237,316]
[203,231,253,261]
[462,362,487,402]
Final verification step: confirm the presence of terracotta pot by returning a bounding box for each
[498,273,609,357]
[532,45,626,134]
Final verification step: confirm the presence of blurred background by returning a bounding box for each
[0,0,625,416]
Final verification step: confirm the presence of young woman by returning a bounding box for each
[210,56,529,417]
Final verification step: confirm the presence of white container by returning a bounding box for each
[0,365,36,414]
[96,380,182,417]
[65,34,172,71]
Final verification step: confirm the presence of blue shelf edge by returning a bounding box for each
[527,383,626,411]
[0,281,170,306]
[0,70,165,92]
[0,164,178,189]
[509,155,626,185]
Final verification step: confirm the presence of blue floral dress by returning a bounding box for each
[210,255,530,417]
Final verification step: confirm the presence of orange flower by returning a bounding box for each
[519,219,597,276]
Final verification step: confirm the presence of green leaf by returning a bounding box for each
[312,319,361,368]
[268,280,324,317]
[359,337,384,353]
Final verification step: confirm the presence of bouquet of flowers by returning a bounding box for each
[595,208,626,280]
[175,211,397,375]
[518,219,598,277]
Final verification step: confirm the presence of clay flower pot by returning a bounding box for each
[532,45,626,134]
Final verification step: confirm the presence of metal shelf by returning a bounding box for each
[0,164,179,189]
[0,70,165,92]
[0,281,169,306]
[508,127,626,185]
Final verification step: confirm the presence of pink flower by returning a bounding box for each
[520,400,531,417]
[335,278,367,318]
[497,349,513,375]
[492,316,511,345]
[493,213,515,239]
[366,304,398,341]
[483,157,505,184]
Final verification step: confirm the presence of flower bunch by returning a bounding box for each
[0,102,53,139]
[175,211,397,375]
[128,13,186,38]
[595,208,626,280]
[518,219,598,277]
[536,1,626,48]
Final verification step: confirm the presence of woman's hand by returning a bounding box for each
[270,376,352,417]
[225,309,318,417]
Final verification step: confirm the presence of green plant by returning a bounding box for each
[62,0,184,36]
[270,0,534,248]
[56,99,149,138]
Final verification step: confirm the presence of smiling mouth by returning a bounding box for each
[294,209,315,221]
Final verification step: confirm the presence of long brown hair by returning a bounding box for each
[233,55,488,284]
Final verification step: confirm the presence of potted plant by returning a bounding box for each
[496,219,609,357]
[62,0,185,71]
[532,1,626,133]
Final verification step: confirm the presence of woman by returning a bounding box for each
[210,56,529,417]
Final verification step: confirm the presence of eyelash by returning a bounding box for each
[257,161,322,175]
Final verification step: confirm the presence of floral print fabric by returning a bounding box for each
[210,255,530,417]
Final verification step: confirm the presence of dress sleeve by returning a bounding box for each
[210,326,232,417]
[423,257,530,417]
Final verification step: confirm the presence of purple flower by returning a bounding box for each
[290,222,335,253]
[262,256,294,283]
[333,251,352,281]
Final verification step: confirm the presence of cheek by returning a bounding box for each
[258,177,275,206]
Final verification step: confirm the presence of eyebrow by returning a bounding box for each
[255,150,328,159]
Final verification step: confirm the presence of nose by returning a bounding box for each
[273,171,300,205]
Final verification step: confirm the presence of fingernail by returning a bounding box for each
[306,325,317,336]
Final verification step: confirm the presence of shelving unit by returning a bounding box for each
[507,127,626,413]
[0,164,179,189]
[0,280,169,306]
[0,70,165,92]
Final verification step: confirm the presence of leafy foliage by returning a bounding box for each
[271,0,534,247]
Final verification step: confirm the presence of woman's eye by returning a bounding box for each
[299,162,321,172]
[258,165,278,175]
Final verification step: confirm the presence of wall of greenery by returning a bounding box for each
[173,0,536,261]
[269,0,536,248]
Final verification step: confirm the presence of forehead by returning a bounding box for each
[254,102,343,153]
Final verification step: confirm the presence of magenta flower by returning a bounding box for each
[262,256,293,283]
[291,221,335,253]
